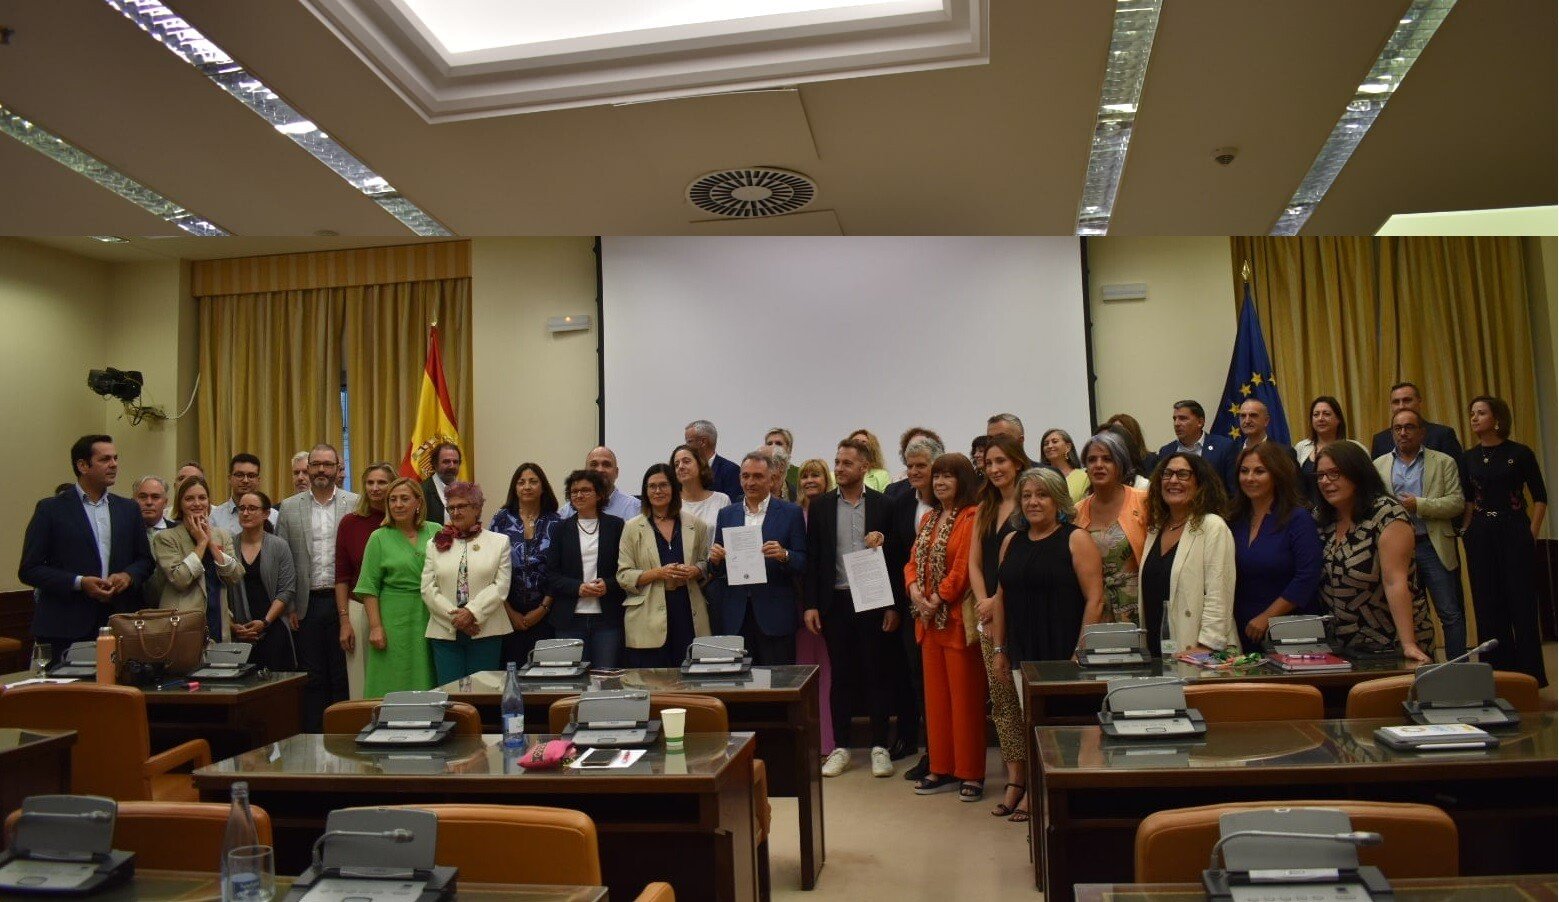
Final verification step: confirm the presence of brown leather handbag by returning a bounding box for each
[108,608,207,676]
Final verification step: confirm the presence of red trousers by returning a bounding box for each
[921,633,988,781]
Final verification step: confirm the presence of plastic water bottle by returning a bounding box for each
[1159,609,1175,658]
[221,782,259,900]
[501,661,527,749]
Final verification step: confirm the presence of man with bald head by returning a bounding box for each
[559,446,641,520]
[1225,398,1296,492]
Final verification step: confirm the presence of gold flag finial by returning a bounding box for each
[1241,259,1252,283]
[430,317,438,329]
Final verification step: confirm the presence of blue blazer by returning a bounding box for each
[1157,433,1236,483]
[20,488,155,640]
[709,454,743,504]
[543,514,627,632]
[711,499,806,638]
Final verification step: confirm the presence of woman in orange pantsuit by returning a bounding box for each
[905,452,988,801]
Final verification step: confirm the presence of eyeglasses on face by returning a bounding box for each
[1160,469,1196,483]
[235,505,266,513]
[1315,469,1347,484]
[445,502,476,512]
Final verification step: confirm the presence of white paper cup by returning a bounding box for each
[661,707,687,743]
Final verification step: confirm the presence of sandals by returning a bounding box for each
[913,774,960,795]
[958,781,985,802]
[991,782,1027,817]
[1008,805,1031,823]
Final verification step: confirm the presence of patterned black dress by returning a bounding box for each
[1317,496,1436,656]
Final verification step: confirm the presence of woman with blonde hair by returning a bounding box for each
[848,428,892,492]
[794,455,838,756]
[153,475,244,641]
[336,462,395,697]
[355,477,441,695]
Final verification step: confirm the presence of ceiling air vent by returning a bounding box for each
[687,168,816,218]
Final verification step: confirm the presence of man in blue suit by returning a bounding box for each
[708,451,807,665]
[685,419,743,502]
[19,434,155,665]
[1155,400,1235,481]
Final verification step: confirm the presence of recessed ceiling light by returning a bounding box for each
[102,0,453,237]
[1271,0,1457,235]
[0,104,227,236]
[1075,0,1163,237]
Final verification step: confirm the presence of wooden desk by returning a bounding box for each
[0,868,607,900]
[443,665,825,889]
[195,732,758,902]
[1033,714,1558,901]
[0,670,304,760]
[0,728,74,836]
[1074,874,1558,900]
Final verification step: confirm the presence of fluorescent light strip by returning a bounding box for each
[0,105,227,236]
[105,0,452,237]
[1271,0,1457,235]
[1075,0,1163,236]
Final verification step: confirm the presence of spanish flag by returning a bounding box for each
[399,325,468,481]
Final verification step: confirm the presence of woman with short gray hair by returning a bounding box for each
[1073,431,1148,625]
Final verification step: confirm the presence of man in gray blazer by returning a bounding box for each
[276,443,359,731]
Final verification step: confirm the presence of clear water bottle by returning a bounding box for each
[501,661,526,749]
[221,781,259,900]
[1159,608,1175,658]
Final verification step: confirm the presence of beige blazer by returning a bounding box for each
[151,524,245,641]
[617,514,713,649]
[1373,448,1464,570]
[419,530,514,641]
[1143,514,1237,653]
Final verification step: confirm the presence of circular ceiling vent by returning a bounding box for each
[686,167,816,218]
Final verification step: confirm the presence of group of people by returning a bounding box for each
[19,385,1550,815]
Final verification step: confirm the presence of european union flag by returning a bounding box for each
[1209,284,1290,445]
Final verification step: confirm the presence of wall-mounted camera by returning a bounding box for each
[87,367,167,424]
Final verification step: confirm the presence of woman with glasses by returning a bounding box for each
[355,477,441,694]
[421,481,514,684]
[618,463,712,667]
[1313,443,1433,663]
[232,491,298,670]
[1140,453,1238,656]
[336,462,395,698]
[545,470,628,668]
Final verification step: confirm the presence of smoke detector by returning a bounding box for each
[686,167,816,218]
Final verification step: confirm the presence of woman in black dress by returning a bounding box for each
[1463,396,1549,686]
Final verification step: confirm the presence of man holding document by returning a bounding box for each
[803,439,905,779]
[709,451,807,667]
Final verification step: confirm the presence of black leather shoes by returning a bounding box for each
[887,739,915,761]
[903,753,930,781]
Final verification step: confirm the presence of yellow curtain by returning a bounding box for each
[341,279,475,480]
[198,290,346,504]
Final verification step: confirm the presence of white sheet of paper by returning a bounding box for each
[723,525,766,586]
[843,546,895,613]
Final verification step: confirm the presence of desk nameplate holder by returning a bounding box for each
[1403,661,1520,729]
[0,796,134,896]
[564,689,661,748]
[1097,677,1206,740]
[1203,808,1390,902]
[44,643,98,680]
[519,638,590,680]
[1262,614,1338,658]
[355,692,456,747]
[187,643,259,682]
[1077,623,1152,668]
[680,635,753,676]
[286,808,454,902]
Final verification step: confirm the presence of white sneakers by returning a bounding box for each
[822,748,850,777]
[870,746,894,778]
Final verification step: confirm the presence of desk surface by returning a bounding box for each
[1036,713,1557,786]
[1074,875,1557,900]
[1022,656,1413,691]
[0,728,74,756]
[0,869,607,901]
[442,665,817,700]
[195,732,753,792]
[0,670,307,704]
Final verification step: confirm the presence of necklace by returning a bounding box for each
[1165,517,1189,532]
[578,519,599,536]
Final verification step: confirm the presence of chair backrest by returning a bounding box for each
[322,699,483,736]
[1183,683,1324,723]
[0,683,154,800]
[1345,671,1544,719]
[1135,800,1458,882]
[547,693,728,734]
[389,804,601,884]
[2,801,275,871]
[634,882,676,902]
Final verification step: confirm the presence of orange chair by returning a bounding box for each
[0,636,21,672]
[322,699,483,736]
[1345,671,1544,720]
[1136,800,1458,883]
[635,882,676,901]
[1183,683,1324,723]
[0,683,210,801]
[6,801,273,871]
[386,804,600,885]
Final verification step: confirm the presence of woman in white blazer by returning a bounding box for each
[153,475,244,642]
[420,481,512,684]
[1139,453,1237,655]
[617,463,713,667]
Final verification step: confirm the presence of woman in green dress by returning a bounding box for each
[353,477,441,696]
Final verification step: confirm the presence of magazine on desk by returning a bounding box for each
[1268,651,1352,672]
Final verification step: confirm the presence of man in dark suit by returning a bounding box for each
[885,426,942,501]
[803,439,906,778]
[1156,400,1236,481]
[709,451,807,666]
[685,419,742,502]
[420,442,462,525]
[20,434,155,665]
[1224,399,1298,493]
[1368,381,1464,479]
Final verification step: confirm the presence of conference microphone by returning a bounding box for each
[1408,639,1498,704]
[1208,829,1383,873]
[310,828,414,873]
[1099,677,1184,716]
[15,810,111,824]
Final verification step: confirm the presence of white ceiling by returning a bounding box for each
[0,0,1552,239]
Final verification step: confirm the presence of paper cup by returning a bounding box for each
[661,707,687,743]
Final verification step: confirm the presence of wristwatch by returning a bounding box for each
[993,645,1007,655]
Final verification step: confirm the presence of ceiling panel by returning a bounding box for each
[0,138,183,236]
[1108,0,1412,235]
[27,235,450,263]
